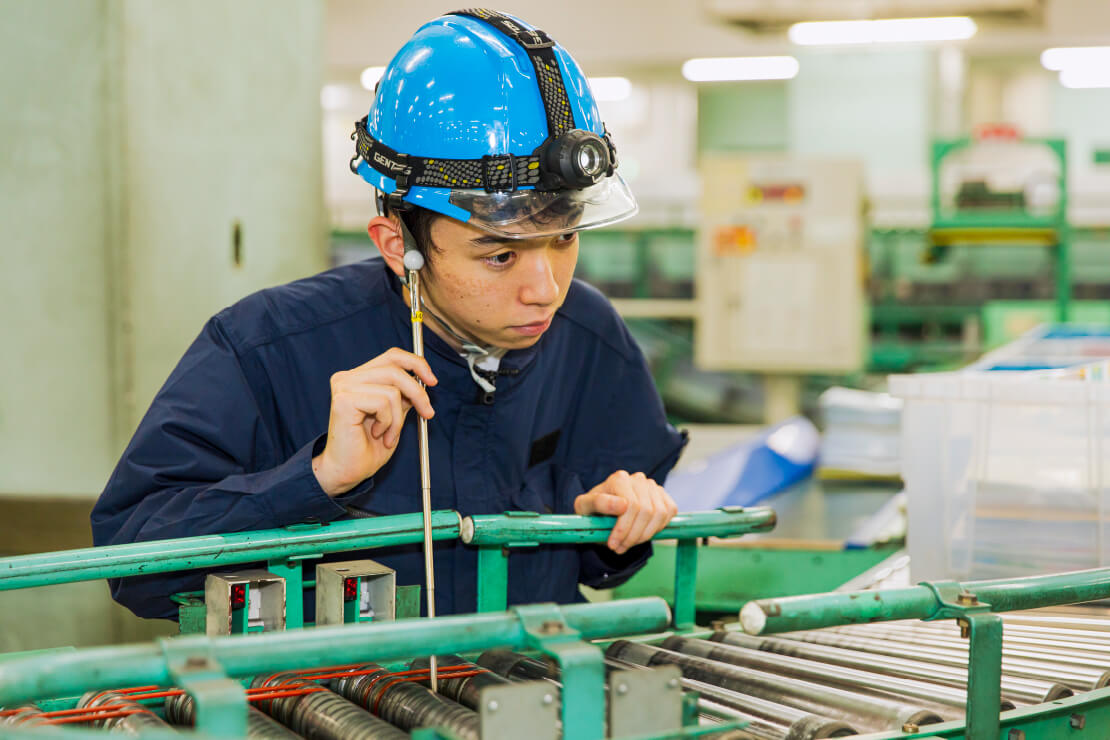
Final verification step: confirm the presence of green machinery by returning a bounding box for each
[0,509,772,739]
[2,507,1110,739]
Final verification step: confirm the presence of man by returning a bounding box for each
[92,10,686,620]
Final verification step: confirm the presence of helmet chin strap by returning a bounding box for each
[396,215,501,394]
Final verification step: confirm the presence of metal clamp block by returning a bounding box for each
[160,637,247,736]
[919,580,993,623]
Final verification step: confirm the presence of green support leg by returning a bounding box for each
[549,640,606,740]
[162,641,247,737]
[673,539,698,630]
[515,604,606,740]
[965,613,1003,740]
[396,584,422,618]
[477,546,509,612]
[268,557,314,629]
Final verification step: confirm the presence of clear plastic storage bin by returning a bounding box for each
[890,363,1110,582]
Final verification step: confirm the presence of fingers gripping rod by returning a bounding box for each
[403,248,438,692]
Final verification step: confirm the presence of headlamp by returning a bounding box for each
[539,129,614,190]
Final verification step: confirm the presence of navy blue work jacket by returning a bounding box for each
[91,258,687,620]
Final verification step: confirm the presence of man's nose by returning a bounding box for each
[519,251,559,306]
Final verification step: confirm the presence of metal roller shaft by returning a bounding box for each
[711,631,1071,705]
[164,691,298,739]
[332,663,480,740]
[823,624,1110,689]
[78,689,174,735]
[783,628,1110,691]
[694,700,789,740]
[0,704,50,728]
[409,655,511,711]
[251,673,407,740]
[607,640,942,734]
[1001,614,1110,632]
[679,677,857,740]
[477,649,560,683]
[604,658,800,740]
[1000,624,1110,647]
[664,635,976,716]
[841,620,1110,662]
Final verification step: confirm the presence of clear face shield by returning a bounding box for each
[447,173,638,239]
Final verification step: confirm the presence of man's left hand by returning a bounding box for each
[573,470,678,554]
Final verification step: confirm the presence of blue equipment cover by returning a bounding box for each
[666,417,818,510]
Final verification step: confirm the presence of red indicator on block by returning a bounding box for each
[343,577,359,602]
[230,583,246,609]
[974,123,1020,140]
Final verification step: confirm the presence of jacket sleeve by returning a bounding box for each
[90,317,361,620]
[576,340,689,590]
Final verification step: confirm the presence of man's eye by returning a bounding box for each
[555,233,577,245]
[484,251,515,267]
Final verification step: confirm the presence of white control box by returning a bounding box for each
[695,156,866,374]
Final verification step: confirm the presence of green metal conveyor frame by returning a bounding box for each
[4,508,1110,739]
[0,508,774,739]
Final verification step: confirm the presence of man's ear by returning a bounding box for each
[367,215,405,276]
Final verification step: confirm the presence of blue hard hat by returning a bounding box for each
[351,9,637,238]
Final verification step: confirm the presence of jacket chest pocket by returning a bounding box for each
[508,463,584,516]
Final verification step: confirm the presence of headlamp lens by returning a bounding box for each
[576,141,605,178]
[542,129,612,190]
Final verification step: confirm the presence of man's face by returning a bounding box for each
[420,216,579,350]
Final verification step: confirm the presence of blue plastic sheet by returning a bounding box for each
[666,417,819,510]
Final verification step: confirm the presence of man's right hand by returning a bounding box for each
[312,348,437,497]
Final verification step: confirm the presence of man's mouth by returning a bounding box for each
[508,316,553,336]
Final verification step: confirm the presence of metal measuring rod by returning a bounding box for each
[403,247,438,692]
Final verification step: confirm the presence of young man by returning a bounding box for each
[92,10,686,620]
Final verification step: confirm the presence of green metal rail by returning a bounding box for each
[0,599,671,739]
[461,509,776,544]
[739,568,1110,740]
[0,512,463,591]
[739,568,1110,634]
[461,508,777,628]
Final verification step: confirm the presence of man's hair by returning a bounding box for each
[398,205,442,266]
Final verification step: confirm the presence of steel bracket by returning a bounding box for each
[514,604,605,740]
[918,581,1002,740]
[919,580,992,622]
[160,637,247,736]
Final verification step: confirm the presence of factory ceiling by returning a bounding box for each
[324,0,1110,78]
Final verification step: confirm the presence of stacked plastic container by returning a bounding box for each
[890,325,1110,582]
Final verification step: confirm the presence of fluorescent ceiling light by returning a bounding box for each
[359,66,386,91]
[789,16,977,46]
[1041,46,1110,72]
[588,77,632,102]
[682,56,799,82]
[1059,67,1110,89]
